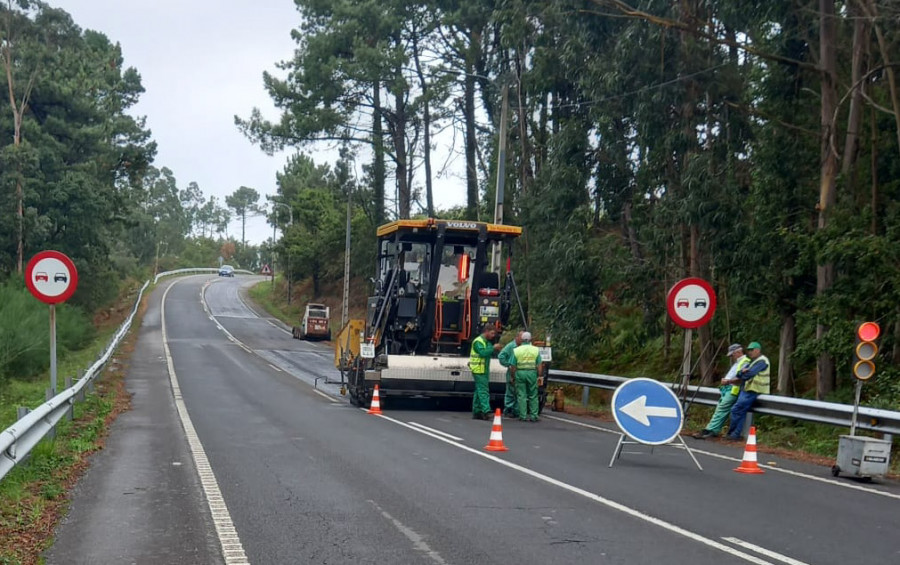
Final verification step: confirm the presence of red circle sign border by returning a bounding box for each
[666,277,716,329]
[25,250,79,304]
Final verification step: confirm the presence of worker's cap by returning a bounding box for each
[747,341,762,351]
[521,331,533,342]
[726,343,743,356]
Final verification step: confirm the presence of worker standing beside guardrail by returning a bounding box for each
[694,344,750,439]
[726,341,770,441]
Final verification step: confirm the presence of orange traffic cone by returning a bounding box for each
[734,426,765,474]
[484,409,509,452]
[367,385,383,415]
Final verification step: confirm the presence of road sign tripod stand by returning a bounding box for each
[608,432,703,471]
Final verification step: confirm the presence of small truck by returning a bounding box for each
[293,303,331,340]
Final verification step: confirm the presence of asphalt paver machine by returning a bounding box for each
[340,218,550,410]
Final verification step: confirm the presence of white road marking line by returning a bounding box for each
[313,389,339,403]
[267,320,293,336]
[545,415,900,501]
[407,422,464,442]
[544,414,619,434]
[368,500,448,565]
[723,538,811,565]
[163,280,250,565]
[267,363,283,372]
[366,409,773,565]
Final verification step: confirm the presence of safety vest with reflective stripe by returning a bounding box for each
[744,355,771,394]
[729,356,752,395]
[513,344,540,371]
[469,335,490,374]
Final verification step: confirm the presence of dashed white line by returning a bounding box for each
[268,363,283,372]
[723,538,810,565]
[544,415,900,501]
[370,411,773,565]
[163,280,250,565]
[407,422,464,442]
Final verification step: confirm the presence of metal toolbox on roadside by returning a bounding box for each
[833,435,891,480]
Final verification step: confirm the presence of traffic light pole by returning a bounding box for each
[850,378,863,436]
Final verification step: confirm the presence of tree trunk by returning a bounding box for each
[514,49,535,193]
[778,313,796,396]
[412,33,434,217]
[393,92,410,219]
[861,0,900,160]
[841,7,867,179]
[372,81,385,224]
[690,225,714,384]
[464,45,479,220]
[816,0,839,400]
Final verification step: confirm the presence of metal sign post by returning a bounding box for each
[609,378,702,470]
[25,250,79,396]
[49,304,57,394]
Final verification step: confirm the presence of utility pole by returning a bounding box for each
[271,200,294,303]
[342,189,352,327]
[491,84,509,274]
[271,217,276,289]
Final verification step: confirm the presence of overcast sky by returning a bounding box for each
[50,0,468,245]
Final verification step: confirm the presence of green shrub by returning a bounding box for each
[0,279,94,384]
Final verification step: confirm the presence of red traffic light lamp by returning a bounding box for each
[852,322,880,381]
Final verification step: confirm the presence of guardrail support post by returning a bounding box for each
[582,386,590,408]
[87,379,95,395]
[65,377,74,421]
[743,412,753,437]
[76,370,85,403]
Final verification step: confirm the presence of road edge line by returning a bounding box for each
[162,279,251,565]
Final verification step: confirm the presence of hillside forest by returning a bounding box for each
[3,1,899,409]
[240,0,900,407]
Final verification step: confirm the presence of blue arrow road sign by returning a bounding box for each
[612,378,684,445]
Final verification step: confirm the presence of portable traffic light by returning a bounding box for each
[852,322,880,381]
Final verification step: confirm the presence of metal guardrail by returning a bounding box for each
[2,267,256,482]
[153,267,254,284]
[548,370,900,436]
[1,281,149,481]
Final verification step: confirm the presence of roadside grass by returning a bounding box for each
[248,276,303,327]
[0,289,143,565]
[0,323,125,432]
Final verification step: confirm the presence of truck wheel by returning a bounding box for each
[831,465,840,477]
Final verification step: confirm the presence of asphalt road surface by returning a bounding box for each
[48,276,900,565]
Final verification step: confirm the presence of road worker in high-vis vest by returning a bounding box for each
[498,330,524,417]
[726,341,770,440]
[510,332,543,422]
[469,325,501,420]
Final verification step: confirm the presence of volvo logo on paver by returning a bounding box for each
[612,378,684,445]
[446,221,478,229]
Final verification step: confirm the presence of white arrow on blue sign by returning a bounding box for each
[612,378,684,445]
